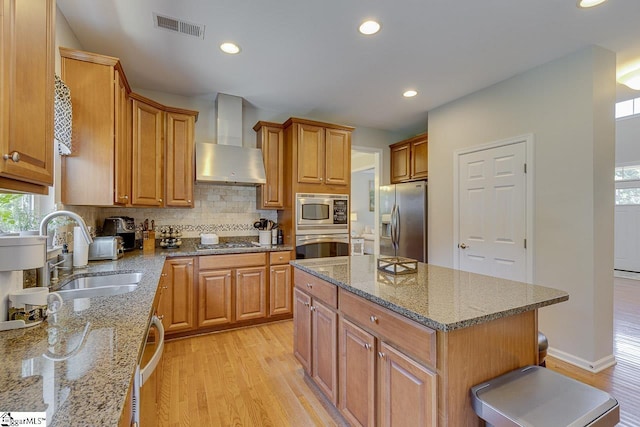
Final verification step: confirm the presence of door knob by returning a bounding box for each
[459,243,468,249]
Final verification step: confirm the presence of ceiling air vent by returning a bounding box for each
[153,13,205,39]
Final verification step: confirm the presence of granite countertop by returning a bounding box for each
[291,255,569,332]
[0,238,293,426]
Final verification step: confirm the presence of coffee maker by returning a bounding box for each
[102,216,137,251]
[0,235,47,331]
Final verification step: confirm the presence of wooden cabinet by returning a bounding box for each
[60,48,197,207]
[161,258,196,335]
[339,318,375,427]
[254,122,284,209]
[269,251,292,316]
[390,133,428,183]
[283,117,353,194]
[293,269,339,404]
[166,111,195,207]
[131,94,164,207]
[0,0,55,194]
[197,253,268,330]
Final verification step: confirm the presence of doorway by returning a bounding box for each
[453,135,534,283]
[351,146,381,255]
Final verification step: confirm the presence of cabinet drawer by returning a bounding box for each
[294,269,338,309]
[339,289,436,368]
[199,253,266,270]
[270,251,291,265]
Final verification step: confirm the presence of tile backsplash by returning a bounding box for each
[64,185,277,238]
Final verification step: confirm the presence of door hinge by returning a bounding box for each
[524,163,527,174]
[524,238,527,249]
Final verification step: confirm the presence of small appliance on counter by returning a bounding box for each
[88,236,125,261]
[102,216,136,251]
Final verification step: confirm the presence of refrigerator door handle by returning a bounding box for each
[391,204,399,250]
[395,205,400,248]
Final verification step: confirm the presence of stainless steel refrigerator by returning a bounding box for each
[379,181,427,262]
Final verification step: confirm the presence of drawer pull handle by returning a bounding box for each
[364,343,372,350]
[162,286,168,290]
[370,315,378,323]
[279,256,284,260]
[378,352,385,359]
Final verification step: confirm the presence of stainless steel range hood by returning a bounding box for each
[195,94,266,185]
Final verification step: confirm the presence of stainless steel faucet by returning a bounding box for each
[38,210,93,286]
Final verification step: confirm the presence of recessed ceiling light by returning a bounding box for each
[220,42,241,54]
[577,0,607,8]
[359,20,381,35]
[403,90,418,98]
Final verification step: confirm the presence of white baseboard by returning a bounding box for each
[547,347,617,373]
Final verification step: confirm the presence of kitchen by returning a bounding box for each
[1,0,637,426]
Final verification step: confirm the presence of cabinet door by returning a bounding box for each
[163,258,195,334]
[235,266,267,321]
[312,300,338,404]
[165,112,195,207]
[293,288,312,373]
[297,123,325,184]
[269,264,292,316]
[411,137,428,180]
[0,0,55,189]
[258,125,284,208]
[378,342,437,427]
[114,71,131,205]
[390,143,410,184]
[339,318,376,427]
[131,99,164,206]
[198,269,232,327]
[324,128,350,186]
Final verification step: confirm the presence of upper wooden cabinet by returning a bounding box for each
[166,111,195,207]
[60,47,198,207]
[390,133,428,184]
[254,122,284,209]
[284,118,353,194]
[0,0,55,194]
[131,94,164,207]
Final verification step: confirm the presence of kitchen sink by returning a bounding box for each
[56,272,142,300]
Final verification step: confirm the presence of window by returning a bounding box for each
[615,97,640,119]
[0,192,53,232]
[615,165,640,205]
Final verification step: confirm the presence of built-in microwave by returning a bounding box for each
[295,193,349,234]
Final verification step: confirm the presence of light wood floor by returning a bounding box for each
[159,277,640,426]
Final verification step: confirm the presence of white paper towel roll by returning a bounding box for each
[73,226,89,267]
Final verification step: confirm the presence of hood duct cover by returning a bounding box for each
[195,93,267,186]
[196,142,266,185]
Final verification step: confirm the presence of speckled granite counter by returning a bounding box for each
[291,255,568,332]
[0,239,292,426]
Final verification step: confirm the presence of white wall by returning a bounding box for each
[428,46,616,370]
[616,115,640,165]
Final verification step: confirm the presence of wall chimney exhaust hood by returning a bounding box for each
[195,93,266,185]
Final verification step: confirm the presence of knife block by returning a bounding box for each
[143,231,156,254]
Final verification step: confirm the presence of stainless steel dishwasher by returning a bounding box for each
[132,315,164,426]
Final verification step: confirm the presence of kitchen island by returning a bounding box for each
[0,239,292,426]
[291,255,569,426]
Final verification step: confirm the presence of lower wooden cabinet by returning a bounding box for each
[293,287,338,404]
[235,266,267,321]
[270,264,292,316]
[198,269,232,328]
[160,257,195,334]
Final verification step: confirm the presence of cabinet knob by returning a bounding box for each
[124,195,129,200]
[157,315,164,320]
[304,302,310,307]
[187,200,191,203]
[161,273,167,277]
[3,151,20,162]
[162,286,168,290]
[306,283,313,288]
[364,343,372,350]
[279,256,283,260]
[378,352,385,359]
[370,315,378,324]
[158,198,163,203]
[310,306,316,312]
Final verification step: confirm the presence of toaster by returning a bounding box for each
[88,236,125,261]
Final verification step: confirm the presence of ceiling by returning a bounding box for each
[57,0,640,133]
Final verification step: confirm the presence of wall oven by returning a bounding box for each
[296,193,348,235]
[295,193,350,259]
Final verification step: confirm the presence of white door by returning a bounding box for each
[458,142,527,281]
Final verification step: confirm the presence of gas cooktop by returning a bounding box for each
[195,241,260,251]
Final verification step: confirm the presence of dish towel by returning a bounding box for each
[54,74,73,155]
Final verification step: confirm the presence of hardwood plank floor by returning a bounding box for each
[159,276,640,426]
[547,276,640,427]
[158,321,347,427]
